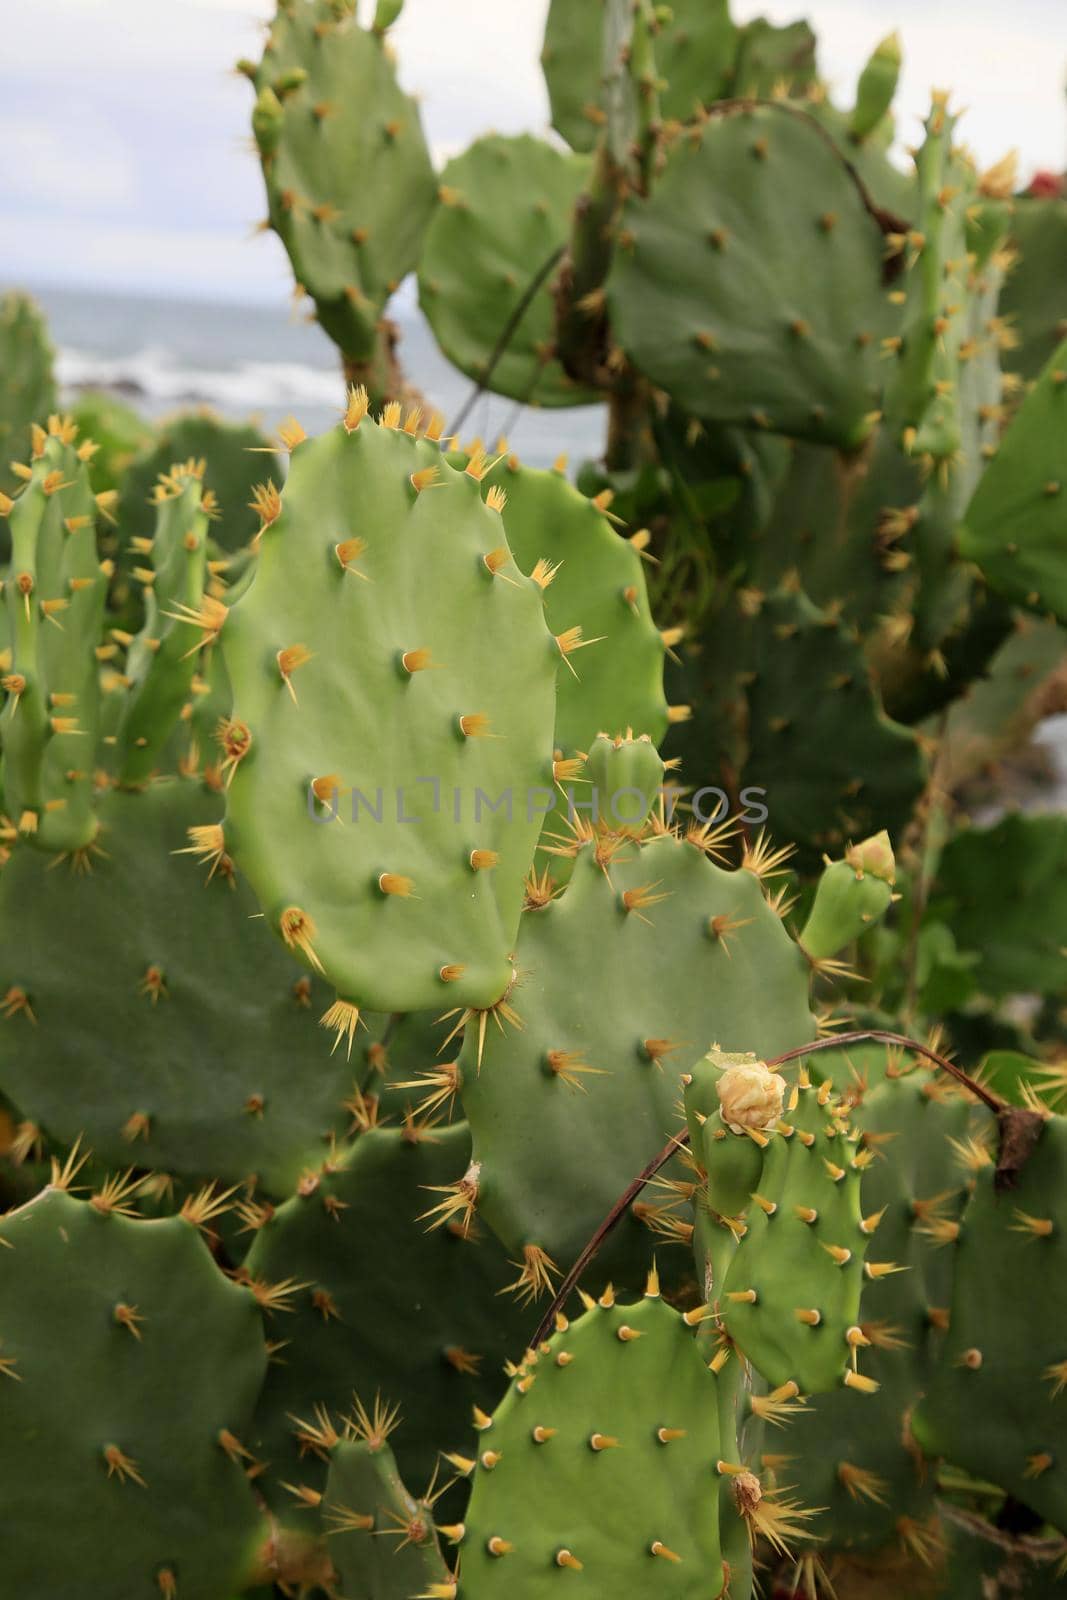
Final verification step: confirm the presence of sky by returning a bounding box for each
[3,0,1065,304]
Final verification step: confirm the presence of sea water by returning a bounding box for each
[24,280,608,470]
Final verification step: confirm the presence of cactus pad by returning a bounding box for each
[717,1071,869,1394]
[782,1070,988,1554]
[914,1111,1067,1533]
[250,0,436,370]
[958,337,1067,623]
[219,409,559,1015]
[419,135,597,408]
[0,1183,267,1598]
[245,1122,532,1502]
[0,780,352,1194]
[931,812,1067,999]
[482,452,669,786]
[457,1288,730,1594]
[459,828,815,1271]
[541,0,739,154]
[608,103,892,448]
[1,416,108,854]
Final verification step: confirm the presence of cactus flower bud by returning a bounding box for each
[712,1050,786,1134]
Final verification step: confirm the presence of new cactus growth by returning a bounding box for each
[799,830,896,961]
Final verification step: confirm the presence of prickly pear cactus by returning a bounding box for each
[608,102,894,448]
[958,338,1067,623]
[930,811,1067,999]
[914,1111,1067,1533]
[719,1069,870,1395]
[69,390,153,493]
[1000,192,1067,383]
[799,832,896,961]
[0,1179,268,1598]
[476,451,672,869]
[243,1122,532,1503]
[1,415,108,855]
[114,458,211,786]
[779,1068,989,1560]
[541,0,819,156]
[674,584,928,865]
[218,401,559,1018]
[248,0,436,393]
[456,1285,736,1595]
[0,779,353,1194]
[457,823,815,1277]
[419,136,597,407]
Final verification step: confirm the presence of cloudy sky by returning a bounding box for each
[4,0,1065,304]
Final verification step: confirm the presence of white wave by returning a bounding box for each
[56,342,343,415]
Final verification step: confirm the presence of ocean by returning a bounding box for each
[26,282,608,470]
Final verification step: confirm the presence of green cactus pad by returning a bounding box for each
[114,460,211,786]
[741,430,920,632]
[914,1111,1067,1533]
[482,452,669,778]
[930,812,1067,999]
[0,290,57,504]
[583,731,666,836]
[608,103,893,448]
[719,1071,869,1394]
[419,135,598,407]
[251,0,436,366]
[458,1290,731,1594]
[0,1183,268,1599]
[777,1070,987,1554]
[1,418,108,854]
[219,410,559,1015]
[0,780,353,1194]
[323,1435,453,1599]
[958,338,1067,623]
[245,1122,531,1505]
[459,828,815,1272]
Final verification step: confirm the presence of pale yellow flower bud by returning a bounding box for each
[714,1054,786,1133]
